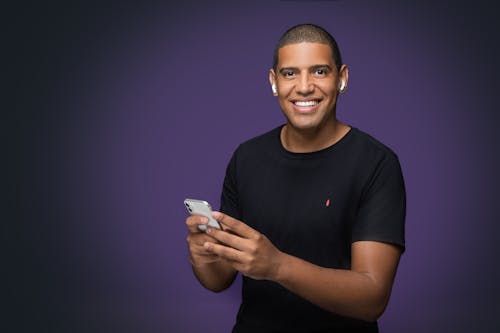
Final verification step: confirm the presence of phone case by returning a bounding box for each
[184,198,222,231]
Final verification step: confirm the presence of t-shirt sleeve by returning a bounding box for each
[219,148,242,221]
[352,153,406,252]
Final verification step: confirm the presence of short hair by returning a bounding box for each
[272,23,343,72]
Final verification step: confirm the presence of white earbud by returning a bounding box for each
[272,84,277,94]
[339,81,345,91]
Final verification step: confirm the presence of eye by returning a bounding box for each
[283,71,295,78]
[314,68,329,76]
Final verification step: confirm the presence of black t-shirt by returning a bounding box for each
[220,125,406,333]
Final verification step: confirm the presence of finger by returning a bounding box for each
[211,211,257,238]
[206,227,251,252]
[188,239,222,266]
[186,215,209,233]
[220,258,246,273]
[190,242,213,254]
[187,234,220,249]
[204,241,245,263]
[190,237,223,252]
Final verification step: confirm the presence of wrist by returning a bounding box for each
[272,251,290,283]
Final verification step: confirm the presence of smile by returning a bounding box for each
[290,99,322,113]
[294,100,319,107]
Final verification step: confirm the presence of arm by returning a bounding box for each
[191,259,238,293]
[275,241,401,322]
[186,215,237,292]
[205,212,401,321]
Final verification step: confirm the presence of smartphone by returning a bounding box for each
[184,198,222,231]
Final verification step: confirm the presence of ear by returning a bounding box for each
[269,69,278,96]
[338,64,349,93]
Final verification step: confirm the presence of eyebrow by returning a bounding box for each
[311,64,332,71]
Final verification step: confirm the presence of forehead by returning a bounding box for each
[277,42,335,69]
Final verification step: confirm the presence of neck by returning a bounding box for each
[281,119,350,153]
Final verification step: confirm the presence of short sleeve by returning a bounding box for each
[352,154,406,252]
[219,148,241,220]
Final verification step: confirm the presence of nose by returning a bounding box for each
[296,72,314,95]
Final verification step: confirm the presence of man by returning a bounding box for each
[185,23,405,332]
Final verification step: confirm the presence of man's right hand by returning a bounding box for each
[186,215,221,267]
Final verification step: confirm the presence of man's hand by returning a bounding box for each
[185,215,222,267]
[203,211,284,281]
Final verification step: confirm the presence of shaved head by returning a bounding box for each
[273,24,343,71]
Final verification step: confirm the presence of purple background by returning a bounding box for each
[14,0,500,332]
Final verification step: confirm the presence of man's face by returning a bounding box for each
[270,42,347,132]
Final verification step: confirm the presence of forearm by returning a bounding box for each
[274,253,391,322]
[192,260,237,292]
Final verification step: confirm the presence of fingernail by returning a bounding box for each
[211,211,221,219]
[200,217,208,224]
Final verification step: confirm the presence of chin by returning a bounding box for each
[287,120,322,132]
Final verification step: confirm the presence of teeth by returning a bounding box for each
[295,100,318,107]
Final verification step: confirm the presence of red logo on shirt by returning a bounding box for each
[326,199,331,207]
